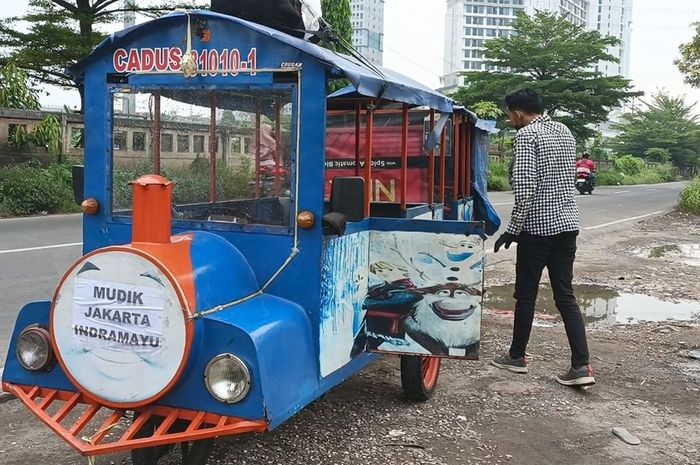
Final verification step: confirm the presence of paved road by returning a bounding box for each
[0,182,687,365]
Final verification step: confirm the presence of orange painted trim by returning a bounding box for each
[428,110,435,204]
[400,104,409,211]
[465,123,472,198]
[453,118,460,201]
[364,103,374,217]
[422,357,441,390]
[3,384,267,457]
[354,104,361,176]
[439,128,447,204]
[49,244,195,410]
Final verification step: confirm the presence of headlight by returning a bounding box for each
[204,354,250,403]
[16,326,53,371]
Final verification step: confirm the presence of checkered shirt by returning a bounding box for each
[506,114,580,236]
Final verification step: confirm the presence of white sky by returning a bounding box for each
[3,0,700,109]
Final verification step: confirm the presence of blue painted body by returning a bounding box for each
[3,10,493,434]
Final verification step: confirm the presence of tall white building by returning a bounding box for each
[588,0,633,77]
[350,0,385,66]
[441,0,630,91]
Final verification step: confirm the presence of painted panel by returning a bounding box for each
[361,231,483,358]
[319,232,370,377]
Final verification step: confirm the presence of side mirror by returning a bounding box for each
[72,165,84,205]
[330,176,365,222]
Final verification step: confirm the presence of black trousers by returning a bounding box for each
[508,231,590,368]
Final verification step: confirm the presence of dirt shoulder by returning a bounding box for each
[487,210,700,302]
[0,212,698,465]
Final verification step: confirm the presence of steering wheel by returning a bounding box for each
[202,205,253,224]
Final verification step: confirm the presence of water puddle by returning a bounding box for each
[484,284,700,326]
[635,243,700,267]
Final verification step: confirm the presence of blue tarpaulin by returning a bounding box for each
[69,10,455,113]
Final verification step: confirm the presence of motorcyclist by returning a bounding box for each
[576,152,596,186]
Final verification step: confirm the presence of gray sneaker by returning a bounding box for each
[491,353,528,374]
[556,365,596,387]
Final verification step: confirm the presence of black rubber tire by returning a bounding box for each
[400,355,440,402]
[130,416,214,465]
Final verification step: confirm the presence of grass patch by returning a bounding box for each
[0,160,80,216]
[679,179,700,214]
[488,158,511,191]
[596,156,678,186]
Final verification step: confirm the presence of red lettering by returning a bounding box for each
[140,48,155,72]
[219,49,229,76]
[248,48,257,76]
[126,49,141,71]
[113,49,128,73]
[229,49,240,77]
[198,49,208,76]
[169,47,182,71]
[208,49,219,76]
[154,48,168,72]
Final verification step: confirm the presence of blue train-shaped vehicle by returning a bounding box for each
[2,9,499,464]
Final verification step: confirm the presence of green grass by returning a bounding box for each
[679,179,700,214]
[488,159,511,191]
[0,160,80,217]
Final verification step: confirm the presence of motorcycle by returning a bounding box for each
[575,167,595,195]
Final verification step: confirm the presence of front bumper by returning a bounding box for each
[2,382,267,457]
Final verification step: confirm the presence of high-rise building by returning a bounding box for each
[588,0,633,77]
[350,0,385,66]
[441,0,630,92]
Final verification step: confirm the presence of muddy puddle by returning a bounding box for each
[484,284,700,326]
[635,243,700,267]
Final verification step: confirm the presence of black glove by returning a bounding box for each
[494,233,518,253]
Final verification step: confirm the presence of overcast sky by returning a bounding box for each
[3,0,700,109]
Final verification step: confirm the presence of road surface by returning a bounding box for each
[0,181,688,365]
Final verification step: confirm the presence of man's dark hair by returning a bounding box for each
[504,89,543,115]
[582,152,590,158]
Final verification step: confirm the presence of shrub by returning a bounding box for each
[488,158,511,191]
[0,161,78,216]
[679,179,700,214]
[613,155,646,176]
[596,170,624,186]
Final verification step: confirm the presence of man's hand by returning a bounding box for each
[494,233,518,253]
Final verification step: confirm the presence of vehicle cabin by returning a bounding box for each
[2,10,499,463]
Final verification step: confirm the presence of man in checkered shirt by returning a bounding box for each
[491,89,595,387]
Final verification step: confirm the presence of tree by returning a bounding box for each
[452,11,642,142]
[612,91,700,167]
[472,101,504,120]
[0,62,40,110]
[675,22,700,88]
[0,0,196,111]
[320,0,352,53]
[320,0,352,93]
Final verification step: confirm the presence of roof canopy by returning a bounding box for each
[70,10,456,113]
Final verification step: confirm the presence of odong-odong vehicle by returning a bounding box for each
[1,9,500,465]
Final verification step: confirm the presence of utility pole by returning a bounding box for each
[122,0,136,114]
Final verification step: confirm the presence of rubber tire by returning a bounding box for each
[130,416,214,465]
[400,355,441,402]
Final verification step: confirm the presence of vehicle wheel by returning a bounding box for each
[130,415,214,465]
[400,355,441,401]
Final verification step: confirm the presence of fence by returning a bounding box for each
[0,109,276,169]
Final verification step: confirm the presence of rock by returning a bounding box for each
[388,430,405,437]
[688,350,700,360]
[612,427,641,445]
